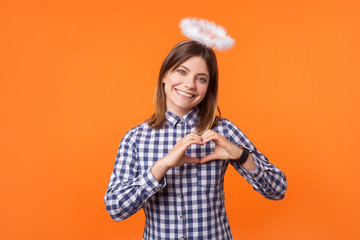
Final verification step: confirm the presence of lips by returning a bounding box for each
[175,89,194,98]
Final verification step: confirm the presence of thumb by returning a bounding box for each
[200,152,218,164]
[185,156,201,164]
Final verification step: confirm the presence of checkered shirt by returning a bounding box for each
[104,107,287,239]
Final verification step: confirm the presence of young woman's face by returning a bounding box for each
[162,56,209,117]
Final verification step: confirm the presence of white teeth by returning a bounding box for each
[176,90,193,98]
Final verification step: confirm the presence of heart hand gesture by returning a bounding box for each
[151,131,255,182]
[165,133,204,168]
[200,130,242,163]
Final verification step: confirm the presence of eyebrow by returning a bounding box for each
[179,65,209,78]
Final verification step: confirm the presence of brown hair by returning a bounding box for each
[148,40,221,134]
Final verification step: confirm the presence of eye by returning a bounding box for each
[198,77,207,83]
[177,69,186,75]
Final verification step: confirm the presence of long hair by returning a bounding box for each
[148,40,220,134]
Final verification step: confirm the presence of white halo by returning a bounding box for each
[179,18,234,51]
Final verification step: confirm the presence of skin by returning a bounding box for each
[162,56,209,117]
[151,56,255,182]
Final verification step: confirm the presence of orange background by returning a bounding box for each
[1,0,359,239]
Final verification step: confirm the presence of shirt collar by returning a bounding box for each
[165,107,200,128]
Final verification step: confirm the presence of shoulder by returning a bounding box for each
[213,117,248,141]
[215,117,240,131]
[121,121,153,144]
[218,117,233,126]
[127,121,152,134]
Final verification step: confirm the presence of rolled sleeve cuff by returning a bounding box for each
[240,153,264,180]
[139,168,167,202]
[241,154,275,195]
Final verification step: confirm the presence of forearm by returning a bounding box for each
[250,165,287,200]
[151,156,172,182]
[104,168,165,221]
[241,153,256,171]
[234,153,287,200]
[151,133,203,182]
[105,183,144,221]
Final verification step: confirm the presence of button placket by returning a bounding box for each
[176,116,187,239]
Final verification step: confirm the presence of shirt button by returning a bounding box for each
[261,184,266,188]
[181,237,185,240]
[253,174,257,178]
[180,215,184,220]
[155,187,160,191]
[179,194,183,199]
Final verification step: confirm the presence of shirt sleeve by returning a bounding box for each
[224,119,287,200]
[104,130,166,221]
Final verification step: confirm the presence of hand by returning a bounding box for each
[151,133,204,182]
[163,133,204,168]
[200,130,242,164]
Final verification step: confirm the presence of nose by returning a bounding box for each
[184,76,195,89]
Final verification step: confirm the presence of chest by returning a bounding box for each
[136,126,229,190]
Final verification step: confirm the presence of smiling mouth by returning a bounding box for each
[176,89,194,98]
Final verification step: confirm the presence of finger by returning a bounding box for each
[200,152,218,163]
[185,132,200,138]
[177,136,197,146]
[185,156,201,164]
[200,129,212,138]
[200,130,213,139]
[201,131,219,144]
[180,138,204,150]
[183,134,203,144]
[181,133,200,141]
[204,132,231,147]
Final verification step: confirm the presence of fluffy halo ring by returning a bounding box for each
[179,18,234,51]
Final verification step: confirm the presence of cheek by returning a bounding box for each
[199,84,209,97]
[164,76,178,89]
[163,84,171,96]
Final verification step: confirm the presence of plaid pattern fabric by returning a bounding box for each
[105,108,287,239]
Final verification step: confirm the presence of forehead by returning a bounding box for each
[176,56,209,73]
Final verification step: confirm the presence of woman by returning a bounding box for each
[104,40,287,239]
